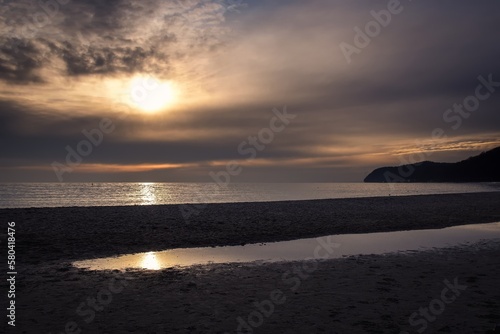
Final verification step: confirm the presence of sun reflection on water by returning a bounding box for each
[72,222,500,271]
[140,183,157,205]
[141,252,161,270]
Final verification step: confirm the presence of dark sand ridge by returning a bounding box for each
[1,192,499,264]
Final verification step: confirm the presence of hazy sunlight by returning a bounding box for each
[128,76,178,113]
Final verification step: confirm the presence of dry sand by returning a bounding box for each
[1,192,500,333]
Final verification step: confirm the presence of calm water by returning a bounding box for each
[0,182,499,209]
[73,222,500,271]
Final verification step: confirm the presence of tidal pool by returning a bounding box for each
[73,222,500,271]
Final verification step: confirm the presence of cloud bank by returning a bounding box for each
[1,0,499,182]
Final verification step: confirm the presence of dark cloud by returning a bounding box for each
[0,0,227,82]
[55,42,158,76]
[0,38,45,83]
[0,101,303,166]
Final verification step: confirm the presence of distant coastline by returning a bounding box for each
[365,146,500,183]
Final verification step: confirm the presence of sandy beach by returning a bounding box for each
[14,241,500,334]
[2,192,500,333]
[2,192,500,264]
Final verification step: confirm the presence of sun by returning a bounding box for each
[128,75,178,112]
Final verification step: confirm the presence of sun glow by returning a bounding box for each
[128,75,178,112]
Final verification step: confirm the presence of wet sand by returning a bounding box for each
[1,192,500,333]
[13,241,500,333]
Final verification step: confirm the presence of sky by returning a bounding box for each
[1,0,499,182]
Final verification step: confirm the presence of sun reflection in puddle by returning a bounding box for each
[141,252,161,270]
[73,222,500,271]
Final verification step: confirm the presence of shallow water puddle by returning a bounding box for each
[73,222,500,271]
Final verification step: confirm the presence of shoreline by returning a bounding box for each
[1,192,499,263]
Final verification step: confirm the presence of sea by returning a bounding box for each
[0,182,499,209]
